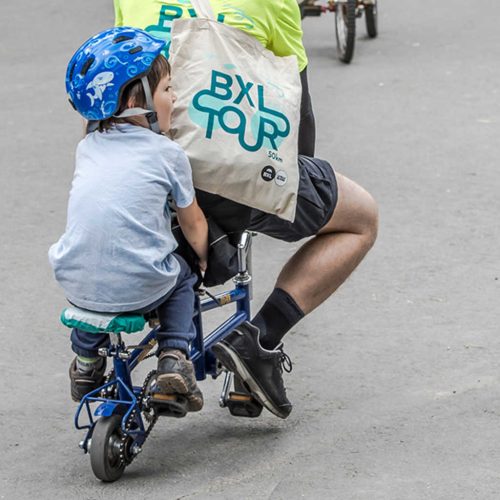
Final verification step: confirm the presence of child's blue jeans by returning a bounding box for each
[70,255,198,358]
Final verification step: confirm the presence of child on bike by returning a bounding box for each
[48,27,208,412]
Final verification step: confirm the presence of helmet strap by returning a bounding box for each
[111,76,161,133]
[140,75,160,134]
[86,121,99,133]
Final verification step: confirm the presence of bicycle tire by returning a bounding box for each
[365,0,378,38]
[335,0,356,64]
[90,416,126,482]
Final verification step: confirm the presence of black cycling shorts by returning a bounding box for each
[196,155,338,243]
[248,155,338,242]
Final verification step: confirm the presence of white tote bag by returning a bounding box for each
[169,0,301,221]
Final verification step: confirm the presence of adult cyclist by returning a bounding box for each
[113,0,378,419]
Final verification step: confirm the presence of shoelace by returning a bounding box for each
[276,346,293,374]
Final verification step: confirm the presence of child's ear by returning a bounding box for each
[127,96,136,108]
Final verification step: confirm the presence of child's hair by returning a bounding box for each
[98,54,171,132]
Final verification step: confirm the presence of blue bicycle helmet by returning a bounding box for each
[66,27,166,132]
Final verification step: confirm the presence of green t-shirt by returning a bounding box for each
[114,0,308,71]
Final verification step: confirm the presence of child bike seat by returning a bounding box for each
[60,306,146,334]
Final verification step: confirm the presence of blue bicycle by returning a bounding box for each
[61,231,261,482]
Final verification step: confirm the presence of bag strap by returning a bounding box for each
[190,0,215,20]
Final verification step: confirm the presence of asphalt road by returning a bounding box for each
[1,0,499,498]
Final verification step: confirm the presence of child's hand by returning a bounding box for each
[176,199,208,277]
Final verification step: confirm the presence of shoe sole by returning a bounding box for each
[150,394,189,418]
[155,373,203,412]
[71,382,102,402]
[212,343,289,419]
[71,381,99,403]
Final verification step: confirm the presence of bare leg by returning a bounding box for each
[276,173,378,314]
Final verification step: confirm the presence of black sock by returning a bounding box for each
[252,288,305,350]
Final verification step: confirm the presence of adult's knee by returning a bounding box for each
[348,186,378,250]
[362,190,378,248]
[320,173,378,244]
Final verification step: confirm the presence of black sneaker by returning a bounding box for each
[155,349,204,412]
[69,357,106,402]
[212,322,293,419]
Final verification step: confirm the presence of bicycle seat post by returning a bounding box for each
[108,332,133,398]
[234,231,253,299]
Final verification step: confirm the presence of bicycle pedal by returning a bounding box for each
[226,391,263,418]
[150,393,188,418]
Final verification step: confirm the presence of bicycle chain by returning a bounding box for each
[118,370,159,466]
[100,350,156,399]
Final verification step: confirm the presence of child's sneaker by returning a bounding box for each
[69,356,106,402]
[155,349,203,412]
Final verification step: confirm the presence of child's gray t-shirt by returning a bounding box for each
[48,124,195,312]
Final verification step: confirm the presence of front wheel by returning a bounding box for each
[365,0,378,38]
[335,0,357,63]
[90,415,126,482]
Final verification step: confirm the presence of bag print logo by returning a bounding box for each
[261,166,276,182]
[191,70,291,153]
[275,170,288,186]
[145,3,196,58]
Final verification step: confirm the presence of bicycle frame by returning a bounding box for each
[74,231,253,453]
